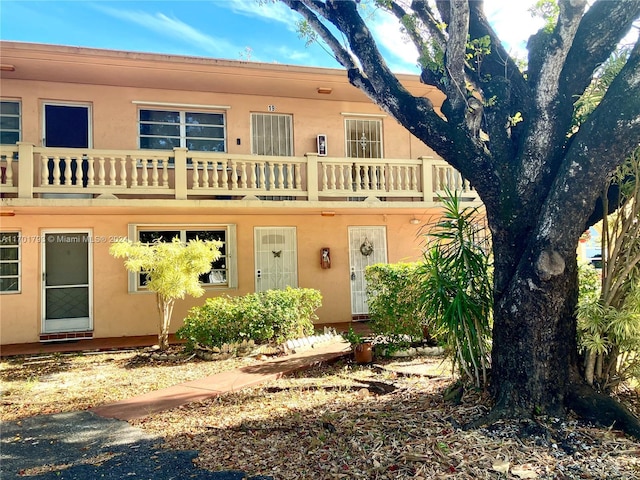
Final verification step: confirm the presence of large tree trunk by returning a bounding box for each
[491,233,579,417]
[488,228,640,437]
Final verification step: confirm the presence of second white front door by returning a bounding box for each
[254,227,298,292]
[348,226,387,316]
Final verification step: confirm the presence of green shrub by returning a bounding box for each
[365,262,428,346]
[418,191,492,389]
[177,287,320,350]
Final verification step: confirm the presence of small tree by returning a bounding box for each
[110,237,222,350]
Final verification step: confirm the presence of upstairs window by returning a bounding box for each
[251,113,293,156]
[0,232,20,293]
[345,118,383,158]
[139,110,226,152]
[0,101,21,145]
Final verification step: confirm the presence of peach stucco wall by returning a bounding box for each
[0,210,430,345]
[0,43,446,345]
[1,77,437,159]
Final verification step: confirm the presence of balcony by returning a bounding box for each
[0,143,479,206]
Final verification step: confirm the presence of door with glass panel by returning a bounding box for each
[254,227,297,292]
[42,231,92,333]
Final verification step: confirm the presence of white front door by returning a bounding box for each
[42,231,92,333]
[254,227,297,292]
[349,226,387,316]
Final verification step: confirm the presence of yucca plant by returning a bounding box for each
[418,191,492,388]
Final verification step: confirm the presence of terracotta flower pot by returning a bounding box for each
[354,342,373,364]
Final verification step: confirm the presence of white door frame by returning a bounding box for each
[254,226,298,292]
[42,101,93,148]
[348,226,388,316]
[41,229,93,333]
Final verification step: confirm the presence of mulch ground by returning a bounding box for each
[2,349,639,479]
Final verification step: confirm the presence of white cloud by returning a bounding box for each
[369,10,421,74]
[484,0,544,56]
[93,5,239,56]
[222,0,302,32]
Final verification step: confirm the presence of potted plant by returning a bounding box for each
[342,326,373,364]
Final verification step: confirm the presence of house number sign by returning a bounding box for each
[267,105,276,112]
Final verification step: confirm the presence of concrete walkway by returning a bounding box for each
[91,339,352,420]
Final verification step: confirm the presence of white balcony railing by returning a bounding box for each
[0,143,480,204]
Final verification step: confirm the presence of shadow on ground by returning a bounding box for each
[0,411,272,480]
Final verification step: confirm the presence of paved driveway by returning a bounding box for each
[1,411,273,480]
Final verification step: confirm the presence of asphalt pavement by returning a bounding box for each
[1,411,273,480]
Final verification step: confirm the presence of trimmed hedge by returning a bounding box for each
[177,287,321,350]
[365,262,428,345]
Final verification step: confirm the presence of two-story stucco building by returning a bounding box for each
[0,41,479,346]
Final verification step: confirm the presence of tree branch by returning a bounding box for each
[556,0,640,146]
[535,37,640,250]
[383,1,448,91]
[443,0,470,111]
[467,1,527,93]
[281,0,357,71]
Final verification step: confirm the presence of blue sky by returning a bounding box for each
[0,0,542,73]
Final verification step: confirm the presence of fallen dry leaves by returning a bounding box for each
[2,350,640,479]
[0,348,253,421]
[134,358,639,480]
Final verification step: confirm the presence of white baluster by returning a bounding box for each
[109,158,117,186]
[371,166,378,191]
[363,165,370,191]
[192,159,200,189]
[140,159,148,187]
[120,157,128,187]
[380,165,387,191]
[252,162,259,189]
[88,156,96,187]
[388,165,396,191]
[402,165,409,191]
[329,164,337,192]
[151,158,159,187]
[131,157,138,186]
[41,156,48,186]
[2,155,11,186]
[64,157,73,186]
[213,161,221,188]
[228,161,236,189]
[52,157,61,186]
[96,157,105,186]
[4,155,13,187]
[321,164,328,191]
[347,164,354,191]
[161,159,169,187]
[203,160,211,188]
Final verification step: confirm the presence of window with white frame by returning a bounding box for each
[345,118,383,158]
[139,110,226,152]
[251,113,293,156]
[133,225,236,290]
[0,232,20,293]
[0,101,21,145]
